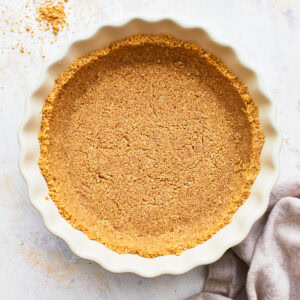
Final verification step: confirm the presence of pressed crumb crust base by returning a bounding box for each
[39,34,264,257]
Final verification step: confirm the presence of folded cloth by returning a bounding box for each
[189,182,300,300]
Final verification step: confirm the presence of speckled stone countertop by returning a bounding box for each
[1,1,300,299]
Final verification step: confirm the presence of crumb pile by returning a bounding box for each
[39,34,264,257]
[1,0,69,56]
[36,1,67,35]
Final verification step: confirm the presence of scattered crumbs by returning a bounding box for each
[42,55,46,58]
[45,196,49,200]
[3,0,70,55]
[36,1,67,35]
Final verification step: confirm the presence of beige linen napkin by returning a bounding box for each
[189,182,300,300]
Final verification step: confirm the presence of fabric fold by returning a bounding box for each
[189,182,300,300]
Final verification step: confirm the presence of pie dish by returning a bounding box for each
[19,19,280,276]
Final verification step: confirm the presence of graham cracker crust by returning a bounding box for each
[39,34,264,257]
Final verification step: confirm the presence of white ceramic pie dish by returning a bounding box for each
[18,18,281,277]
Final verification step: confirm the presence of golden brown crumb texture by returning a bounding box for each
[36,1,66,35]
[39,34,264,257]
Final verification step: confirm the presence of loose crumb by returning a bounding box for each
[36,1,67,35]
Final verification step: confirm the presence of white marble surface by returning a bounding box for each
[1,0,300,299]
